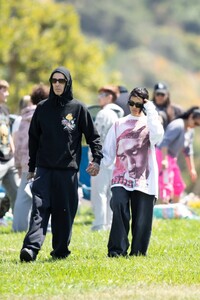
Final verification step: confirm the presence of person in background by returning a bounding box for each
[12,95,32,145]
[103,87,164,257]
[90,85,124,231]
[12,84,49,232]
[156,106,200,204]
[115,85,130,116]
[0,80,19,226]
[20,67,102,262]
[152,82,183,130]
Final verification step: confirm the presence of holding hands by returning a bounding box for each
[86,162,100,176]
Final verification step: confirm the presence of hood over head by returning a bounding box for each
[49,66,73,105]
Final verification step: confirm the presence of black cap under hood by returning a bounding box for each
[49,66,73,106]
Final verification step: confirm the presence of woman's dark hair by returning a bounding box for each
[129,87,149,101]
[178,106,200,119]
[31,83,49,105]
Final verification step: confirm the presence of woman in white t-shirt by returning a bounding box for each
[103,87,164,257]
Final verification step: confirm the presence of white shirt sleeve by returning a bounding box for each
[102,123,116,167]
[144,101,164,146]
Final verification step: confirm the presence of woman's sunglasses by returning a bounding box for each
[127,100,143,109]
[50,78,67,84]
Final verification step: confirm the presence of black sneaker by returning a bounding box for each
[108,251,120,258]
[20,248,37,262]
[108,251,128,258]
[50,250,70,260]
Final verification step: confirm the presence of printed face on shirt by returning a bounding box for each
[52,73,66,96]
[116,125,150,179]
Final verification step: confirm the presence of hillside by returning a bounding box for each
[65,0,200,108]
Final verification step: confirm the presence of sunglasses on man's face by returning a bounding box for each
[127,100,143,109]
[50,78,67,84]
[155,92,166,97]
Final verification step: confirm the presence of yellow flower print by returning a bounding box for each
[66,114,73,121]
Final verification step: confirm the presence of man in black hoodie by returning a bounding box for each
[20,67,103,262]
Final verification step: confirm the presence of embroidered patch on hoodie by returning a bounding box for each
[61,113,76,131]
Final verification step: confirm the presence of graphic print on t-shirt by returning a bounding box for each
[112,119,150,189]
[0,113,11,159]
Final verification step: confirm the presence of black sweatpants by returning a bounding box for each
[22,167,78,258]
[108,187,155,256]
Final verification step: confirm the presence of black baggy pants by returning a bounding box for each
[22,167,78,258]
[108,187,155,256]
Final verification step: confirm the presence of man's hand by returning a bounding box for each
[27,172,35,181]
[86,162,100,176]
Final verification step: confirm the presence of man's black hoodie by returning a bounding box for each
[28,67,103,172]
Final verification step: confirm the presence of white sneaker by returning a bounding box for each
[0,217,8,227]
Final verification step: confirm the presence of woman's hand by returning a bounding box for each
[86,162,100,176]
[143,98,149,104]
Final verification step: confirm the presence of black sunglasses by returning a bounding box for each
[155,92,166,96]
[127,100,143,109]
[50,78,67,84]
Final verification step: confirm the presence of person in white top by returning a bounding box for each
[103,87,164,257]
[90,86,124,231]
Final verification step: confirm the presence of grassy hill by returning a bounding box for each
[65,0,200,107]
[1,206,200,299]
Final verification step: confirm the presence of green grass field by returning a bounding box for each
[0,205,200,300]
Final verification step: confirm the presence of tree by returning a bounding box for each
[0,0,117,111]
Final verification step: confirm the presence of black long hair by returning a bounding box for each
[129,87,149,100]
[128,87,149,115]
[178,106,200,120]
